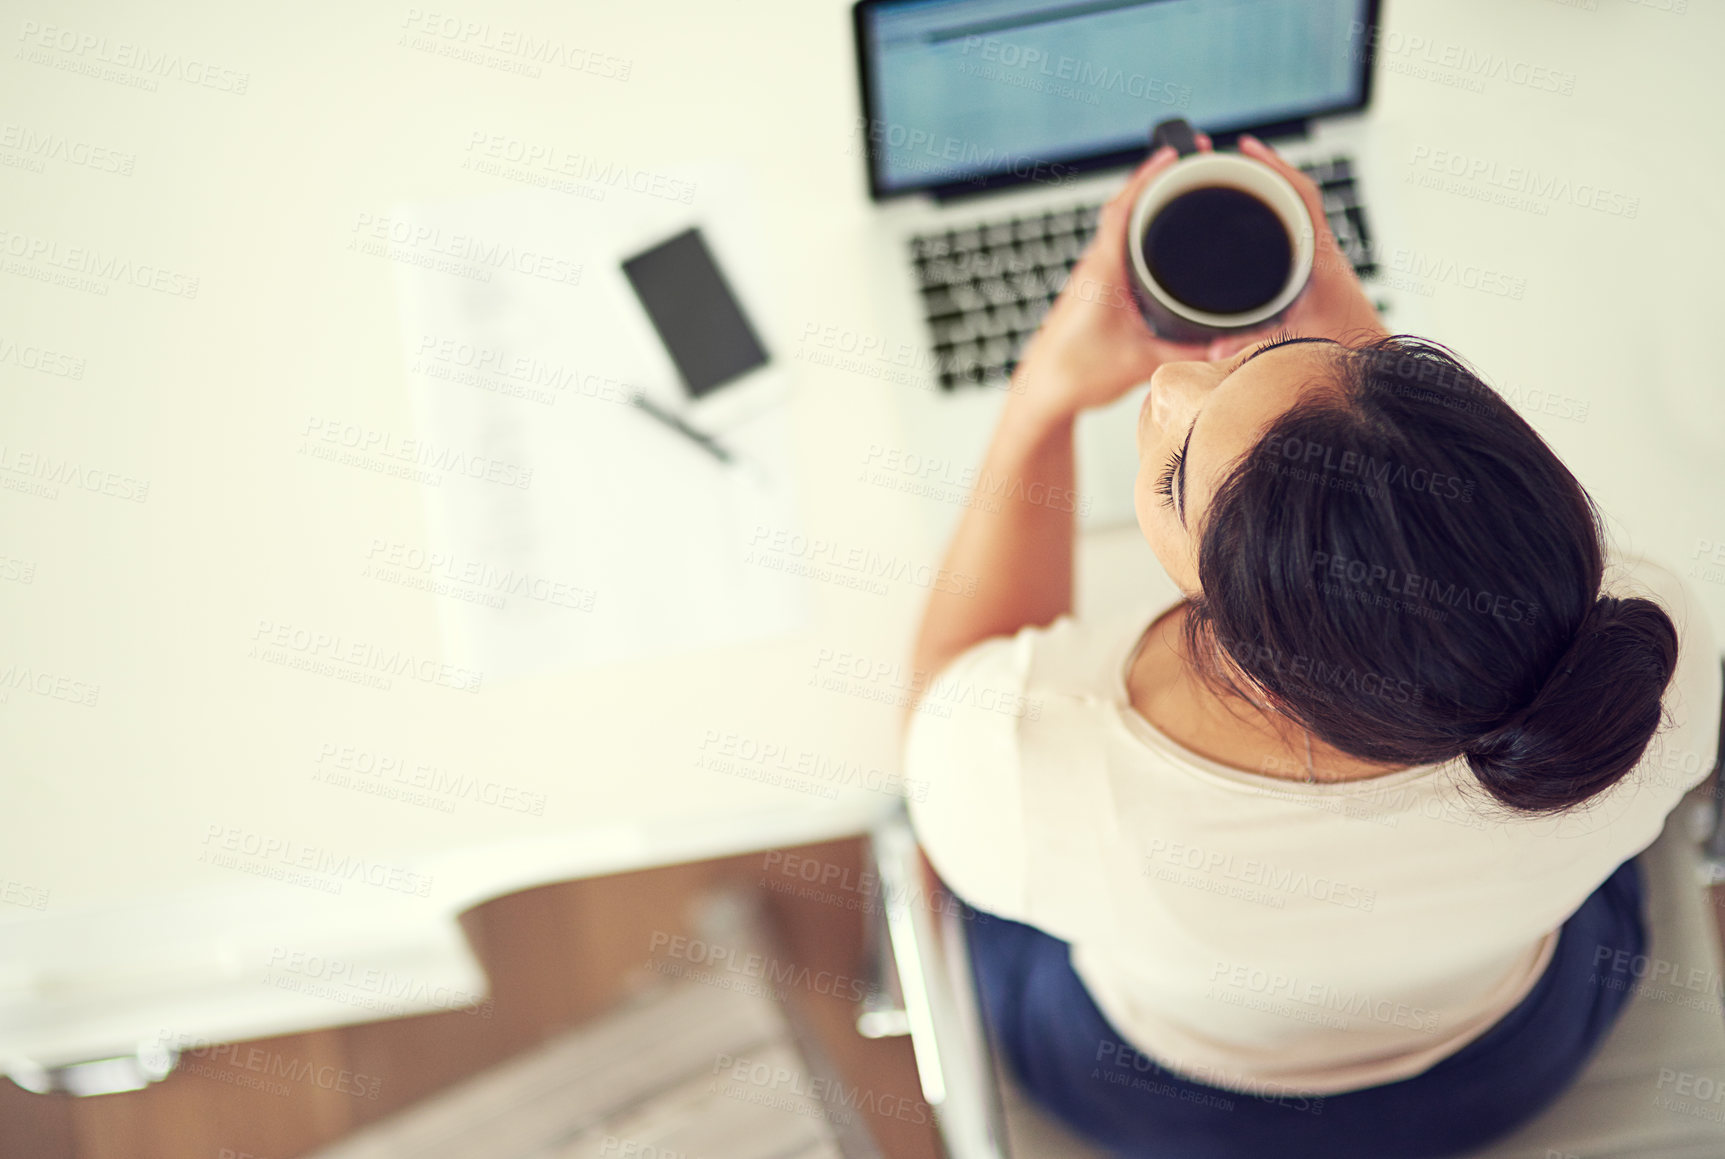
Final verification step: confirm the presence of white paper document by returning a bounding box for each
[387,167,807,679]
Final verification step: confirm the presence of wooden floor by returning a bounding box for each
[301,969,851,1159]
[6,841,1725,1159]
[0,837,941,1159]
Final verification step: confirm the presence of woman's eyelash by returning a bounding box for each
[1154,440,1186,510]
[1155,330,1301,512]
[1243,328,1300,364]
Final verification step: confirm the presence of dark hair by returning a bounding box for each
[1180,334,1679,814]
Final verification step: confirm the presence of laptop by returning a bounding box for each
[852,0,1402,531]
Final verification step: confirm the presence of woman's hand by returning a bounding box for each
[1009,138,1217,426]
[1202,134,1391,358]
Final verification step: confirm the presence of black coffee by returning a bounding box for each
[1143,185,1292,315]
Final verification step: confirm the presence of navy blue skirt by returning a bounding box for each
[962,857,1645,1158]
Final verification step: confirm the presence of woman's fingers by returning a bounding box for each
[1237,134,1297,179]
[1157,336,1214,362]
[1239,135,1317,206]
[1240,136,1327,227]
[1205,331,1265,361]
[1097,144,1177,241]
[1117,144,1177,207]
[1239,133,1344,266]
[1104,131,1209,234]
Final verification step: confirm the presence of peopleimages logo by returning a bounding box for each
[15,20,251,93]
[157,1029,382,1099]
[646,931,878,1004]
[263,946,495,1017]
[0,443,148,501]
[745,524,978,597]
[1348,22,1577,95]
[1306,551,1540,627]
[0,123,135,175]
[955,35,1192,109]
[858,117,1078,186]
[710,1051,929,1125]
[1258,434,1475,503]
[1207,960,1440,1033]
[0,227,198,298]
[1142,837,1378,912]
[201,824,435,897]
[250,618,484,693]
[1218,634,1425,709]
[1406,145,1639,219]
[859,442,1088,517]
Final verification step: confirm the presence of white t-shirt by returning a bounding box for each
[905,552,1720,1096]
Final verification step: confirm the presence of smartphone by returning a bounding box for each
[620,227,769,399]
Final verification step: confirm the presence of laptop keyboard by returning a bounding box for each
[910,155,1379,391]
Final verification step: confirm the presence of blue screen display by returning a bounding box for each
[862,0,1371,193]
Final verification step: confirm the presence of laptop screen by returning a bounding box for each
[855,0,1377,198]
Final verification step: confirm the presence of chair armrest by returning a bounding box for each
[1698,657,1725,866]
[866,804,1011,1159]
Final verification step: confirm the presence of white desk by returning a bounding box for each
[2,0,1721,1072]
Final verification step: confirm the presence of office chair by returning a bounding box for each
[860,660,1725,1158]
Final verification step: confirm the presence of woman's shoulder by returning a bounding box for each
[1012,592,1185,699]
[905,594,1179,773]
[918,591,1182,709]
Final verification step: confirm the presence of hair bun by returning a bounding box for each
[1464,595,1679,812]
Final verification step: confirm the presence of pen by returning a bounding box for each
[630,393,732,465]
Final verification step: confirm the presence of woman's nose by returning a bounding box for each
[1148,361,1201,432]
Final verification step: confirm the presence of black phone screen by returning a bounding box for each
[620,228,769,399]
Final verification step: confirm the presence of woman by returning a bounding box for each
[901,134,1720,1157]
